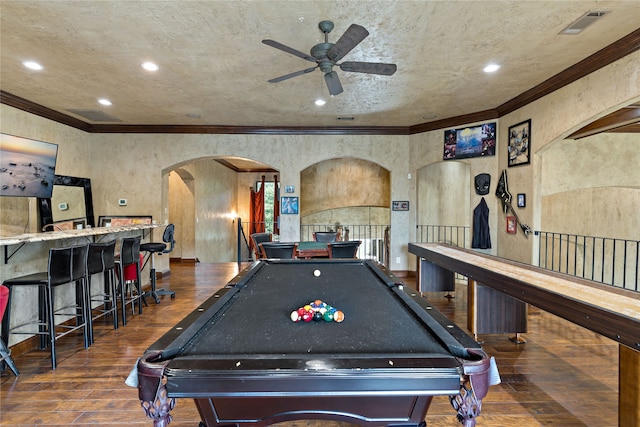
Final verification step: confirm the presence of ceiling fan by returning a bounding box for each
[262,20,397,96]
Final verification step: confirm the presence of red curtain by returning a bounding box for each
[273,175,280,235]
[249,176,266,250]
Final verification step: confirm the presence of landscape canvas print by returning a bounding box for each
[0,133,58,198]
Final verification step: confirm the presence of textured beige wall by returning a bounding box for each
[541,133,640,240]
[417,161,471,228]
[168,170,195,261]
[189,158,238,263]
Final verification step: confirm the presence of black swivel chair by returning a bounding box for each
[260,242,298,259]
[140,224,176,304]
[328,240,362,258]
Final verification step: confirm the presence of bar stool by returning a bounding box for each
[0,285,19,376]
[1,244,91,370]
[140,224,176,304]
[87,240,118,344]
[115,236,145,326]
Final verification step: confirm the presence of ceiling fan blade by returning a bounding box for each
[324,71,343,96]
[262,39,317,63]
[339,61,397,75]
[327,24,369,62]
[268,66,318,83]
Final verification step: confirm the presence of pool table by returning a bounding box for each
[136,259,492,427]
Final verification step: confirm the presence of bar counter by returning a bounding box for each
[1,224,159,347]
[0,223,158,246]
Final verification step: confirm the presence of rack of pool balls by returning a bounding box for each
[290,299,344,323]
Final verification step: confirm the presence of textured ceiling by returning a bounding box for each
[1,1,639,128]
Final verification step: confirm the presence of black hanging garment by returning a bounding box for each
[472,197,491,249]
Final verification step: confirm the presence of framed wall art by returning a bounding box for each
[281,196,298,214]
[517,193,526,208]
[443,122,496,160]
[508,119,531,167]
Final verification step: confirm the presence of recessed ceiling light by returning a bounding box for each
[23,61,43,70]
[422,114,437,120]
[142,62,159,71]
[315,99,326,106]
[483,63,500,73]
[98,98,112,106]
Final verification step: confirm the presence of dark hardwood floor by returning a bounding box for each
[1,261,619,426]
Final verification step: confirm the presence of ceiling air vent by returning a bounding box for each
[66,109,122,122]
[559,11,609,35]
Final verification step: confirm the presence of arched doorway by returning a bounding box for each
[416,161,471,245]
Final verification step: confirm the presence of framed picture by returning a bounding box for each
[281,196,298,214]
[517,193,526,208]
[506,216,517,234]
[392,201,409,211]
[443,122,496,160]
[284,185,295,193]
[508,119,531,167]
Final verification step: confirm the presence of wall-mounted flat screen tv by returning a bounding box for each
[0,133,58,198]
[443,122,496,160]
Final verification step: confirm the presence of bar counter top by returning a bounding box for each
[0,223,158,246]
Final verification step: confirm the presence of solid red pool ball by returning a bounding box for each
[302,310,314,322]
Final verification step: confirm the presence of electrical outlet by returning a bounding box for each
[118,198,127,206]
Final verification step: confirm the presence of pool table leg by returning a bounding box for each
[137,357,176,427]
[449,380,482,427]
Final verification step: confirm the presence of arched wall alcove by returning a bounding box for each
[300,157,391,232]
[416,161,471,243]
[538,132,640,289]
